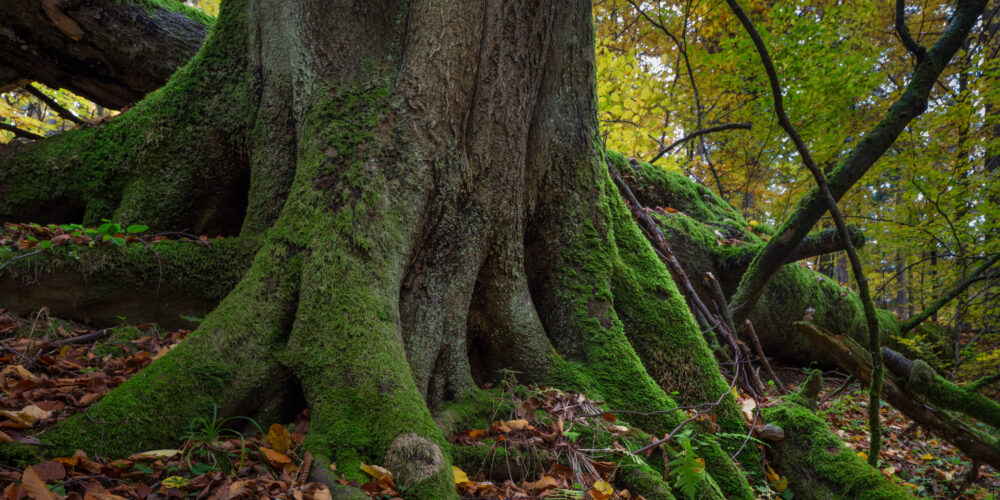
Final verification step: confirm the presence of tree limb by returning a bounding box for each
[896,0,928,61]
[726,226,866,269]
[23,83,82,124]
[0,0,210,109]
[723,0,890,464]
[798,322,1000,470]
[730,0,988,323]
[0,122,44,141]
[899,253,1000,333]
[649,123,752,163]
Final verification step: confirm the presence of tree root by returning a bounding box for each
[0,238,257,328]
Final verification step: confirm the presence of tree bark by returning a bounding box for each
[0,1,755,498]
[0,0,210,109]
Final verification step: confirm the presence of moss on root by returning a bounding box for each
[27,238,305,458]
[763,400,915,500]
[0,0,255,235]
[528,148,751,500]
[0,238,257,328]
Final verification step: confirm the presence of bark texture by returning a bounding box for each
[0,0,211,109]
[1,1,755,498]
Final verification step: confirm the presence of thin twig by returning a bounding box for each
[744,319,786,393]
[24,83,83,124]
[650,123,752,163]
[0,249,43,273]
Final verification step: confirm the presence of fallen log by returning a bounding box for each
[796,322,1000,469]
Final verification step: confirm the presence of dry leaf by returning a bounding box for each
[452,466,469,485]
[267,423,292,453]
[589,480,614,500]
[261,447,292,464]
[21,466,55,500]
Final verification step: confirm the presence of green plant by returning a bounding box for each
[667,432,721,500]
[180,405,263,472]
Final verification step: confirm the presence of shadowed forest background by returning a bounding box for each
[0,0,998,499]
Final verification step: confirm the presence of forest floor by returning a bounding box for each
[0,313,997,499]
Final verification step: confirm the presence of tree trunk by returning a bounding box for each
[1,1,756,498]
[0,0,211,109]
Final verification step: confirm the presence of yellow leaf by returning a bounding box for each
[261,447,292,464]
[921,453,933,460]
[765,464,780,482]
[773,476,789,493]
[360,463,391,480]
[267,423,292,453]
[589,480,614,500]
[504,419,531,431]
[0,405,51,426]
[452,465,469,485]
[21,466,56,500]
[129,449,181,460]
[162,476,190,488]
[856,451,868,460]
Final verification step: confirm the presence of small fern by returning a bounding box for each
[668,436,707,499]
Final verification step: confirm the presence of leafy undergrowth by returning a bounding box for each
[0,311,668,499]
[813,374,1000,499]
[1,221,222,253]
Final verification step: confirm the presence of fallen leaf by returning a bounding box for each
[20,466,55,500]
[162,476,189,488]
[452,466,469,485]
[0,405,51,426]
[129,449,180,460]
[261,447,292,464]
[31,461,65,482]
[504,419,532,431]
[523,475,558,492]
[589,480,614,500]
[267,423,292,454]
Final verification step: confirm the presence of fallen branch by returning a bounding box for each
[797,321,1000,469]
[881,346,1000,430]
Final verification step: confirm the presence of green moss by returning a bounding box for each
[904,360,1000,430]
[127,0,216,26]
[606,151,747,227]
[267,86,457,498]
[31,237,305,458]
[1,0,252,234]
[764,401,915,499]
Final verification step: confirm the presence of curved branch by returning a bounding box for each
[0,122,44,141]
[730,0,989,322]
[0,0,211,109]
[896,0,928,61]
[649,123,752,163]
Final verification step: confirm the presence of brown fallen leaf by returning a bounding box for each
[267,423,292,454]
[21,466,56,500]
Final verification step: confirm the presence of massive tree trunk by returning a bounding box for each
[0,0,210,109]
[1,1,755,498]
[1,1,985,498]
